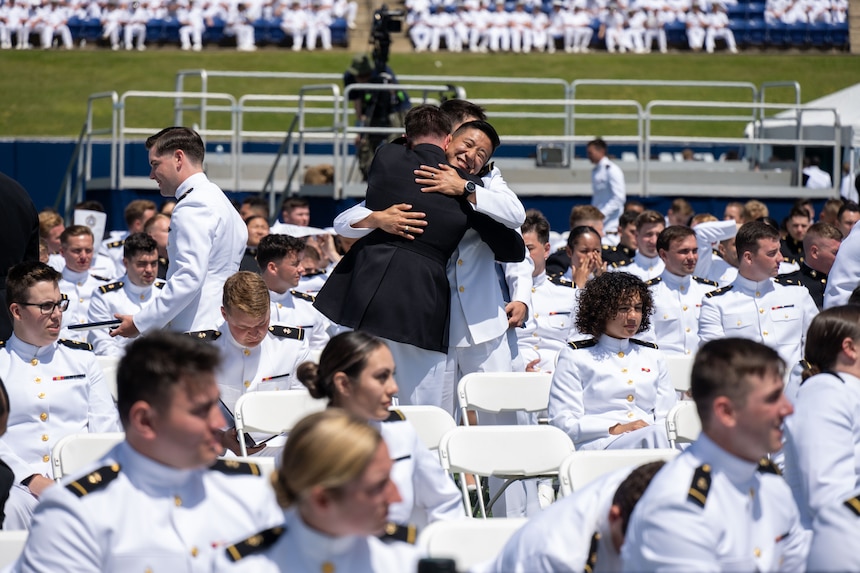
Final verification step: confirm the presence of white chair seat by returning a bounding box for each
[234,390,327,456]
[666,401,702,449]
[0,531,28,569]
[393,405,456,452]
[52,432,126,481]
[558,448,679,497]
[417,518,528,571]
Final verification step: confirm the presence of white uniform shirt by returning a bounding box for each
[642,271,718,356]
[375,413,465,527]
[591,156,626,233]
[517,273,579,373]
[616,251,664,281]
[703,253,738,287]
[58,268,111,341]
[12,441,284,572]
[268,289,331,351]
[548,335,677,450]
[134,172,247,333]
[783,371,860,528]
[698,274,818,368]
[0,334,119,481]
[622,434,810,572]
[97,232,128,274]
[86,277,164,356]
[823,221,860,308]
[214,507,420,572]
[806,489,860,572]
[484,467,631,573]
[296,270,328,295]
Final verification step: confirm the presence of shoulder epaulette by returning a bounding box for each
[568,338,597,350]
[477,161,494,178]
[584,532,600,573]
[380,522,417,545]
[154,280,166,289]
[692,276,718,287]
[0,340,6,348]
[301,269,326,277]
[844,496,860,517]
[268,325,305,341]
[289,290,315,303]
[774,276,801,287]
[99,281,124,294]
[384,409,405,423]
[611,260,629,268]
[548,274,575,288]
[66,463,121,498]
[59,339,93,351]
[90,274,111,282]
[705,285,733,298]
[106,240,124,249]
[224,526,285,562]
[602,245,615,252]
[687,463,711,508]
[630,338,658,349]
[210,458,264,477]
[176,188,193,203]
[645,276,662,287]
[185,330,221,341]
[757,458,781,475]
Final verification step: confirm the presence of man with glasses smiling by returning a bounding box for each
[0,261,119,530]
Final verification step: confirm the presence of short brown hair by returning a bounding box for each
[222,271,270,317]
[60,225,94,245]
[569,204,604,230]
[635,210,664,231]
[735,221,779,258]
[656,225,695,253]
[145,127,205,165]
[6,261,60,307]
[124,200,157,228]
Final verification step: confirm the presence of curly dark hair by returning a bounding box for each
[575,271,653,337]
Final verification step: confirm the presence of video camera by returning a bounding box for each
[370,5,404,71]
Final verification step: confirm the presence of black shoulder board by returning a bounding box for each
[59,339,93,351]
[568,338,597,350]
[380,522,417,545]
[210,459,263,477]
[645,276,662,287]
[66,463,121,498]
[302,269,326,277]
[611,260,629,268]
[774,276,801,286]
[548,274,575,288]
[225,526,285,562]
[0,340,5,348]
[705,285,733,298]
[584,532,600,573]
[289,290,315,303]
[631,338,658,349]
[692,276,718,287]
[91,274,111,282]
[687,463,711,508]
[176,188,193,203]
[268,325,305,341]
[844,496,860,517]
[99,281,124,294]
[384,409,406,423]
[757,458,781,476]
[106,240,124,249]
[185,330,221,341]
[154,281,166,290]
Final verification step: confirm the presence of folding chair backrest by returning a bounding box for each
[96,355,120,402]
[417,518,528,571]
[558,448,679,497]
[666,401,702,448]
[457,372,552,424]
[664,355,694,394]
[0,531,28,569]
[394,405,456,452]
[234,390,327,455]
[52,432,126,481]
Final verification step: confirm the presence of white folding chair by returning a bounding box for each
[457,372,553,425]
[0,531,28,568]
[417,517,528,571]
[666,401,702,449]
[217,455,277,478]
[95,355,120,402]
[51,432,126,481]
[438,425,574,518]
[234,390,327,456]
[557,448,679,497]
[665,355,694,395]
[393,405,456,452]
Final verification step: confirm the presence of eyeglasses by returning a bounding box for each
[20,299,70,315]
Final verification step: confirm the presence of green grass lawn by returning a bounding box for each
[1,49,857,138]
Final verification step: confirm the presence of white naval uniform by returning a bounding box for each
[214,507,420,572]
[782,371,860,528]
[806,489,860,572]
[58,268,111,342]
[698,275,818,369]
[517,272,578,374]
[268,289,331,351]
[823,220,860,308]
[548,335,677,451]
[133,172,247,334]
[86,278,165,357]
[591,155,626,234]
[11,442,284,573]
[296,270,328,295]
[97,232,128,275]
[703,253,738,287]
[47,253,119,281]
[482,467,631,573]
[375,412,465,527]
[641,271,718,357]
[621,434,810,572]
[614,251,664,282]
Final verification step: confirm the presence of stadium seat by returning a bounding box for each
[666,401,701,449]
[96,355,120,402]
[0,531,28,569]
[765,22,787,46]
[457,371,553,426]
[51,432,126,481]
[831,22,849,48]
[438,425,574,517]
[234,389,327,456]
[393,405,457,452]
[664,354,694,395]
[557,448,679,497]
[788,23,807,46]
[417,518,528,571]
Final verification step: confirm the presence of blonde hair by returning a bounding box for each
[222,271,270,317]
[38,211,63,238]
[742,200,769,223]
[272,409,381,508]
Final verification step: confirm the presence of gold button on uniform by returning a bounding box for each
[322,562,335,573]
[190,547,199,557]
[627,379,633,385]
[43,455,50,463]
[754,548,761,558]
[41,434,49,442]
[457,259,463,266]
[763,331,768,336]
[39,413,48,422]
[243,349,251,356]
[621,368,628,373]
[38,393,45,399]
[459,286,465,293]
[617,352,625,358]
[31,359,38,366]
[174,495,182,507]
[34,377,41,383]
[685,327,690,333]
[244,381,251,388]
[627,412,635,419]
[626,395,634,402]
[755,291,761,297]
[140,294,146,301]
[682,305,688,311]
[78,298,84,303]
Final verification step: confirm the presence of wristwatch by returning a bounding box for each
[463,181,476,198]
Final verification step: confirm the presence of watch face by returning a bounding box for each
[466,181,476,193]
